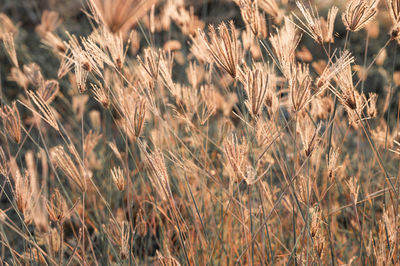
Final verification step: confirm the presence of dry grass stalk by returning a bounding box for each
[269,17,301,78]
[388,0,400,40]
[0,13,16,40]
[332,61,358,110]
[50,146,87,192]
[87,0,157,34]
[91,83,110,108]
[156,250,181,266]
[327,148,339,181]
[141,145,173,202]
[289,63,312,112]
[111,166,125,191]
[241,63,271,117]
[366,93,378,118]
[223,134,248,182]
[199,85,217,125]
[0,147,8,177]
[8,67,29,89]
[65,33,105,92]
[137,48,163,80]
[103,219,130,260]
[46,188,69,223]
[26,90,60,131]
[38,80,59,104]
[316,50,355,91]
[58,54,74,79]
[198,21,242,79]
[35,10,62,37]
[15,171,32,216]
[98,28,126,69]
[1,102,21,144]
[237,0,268,38]
[298,118,321,157]
[3,33,19,68]
[135,208,148,237]
[342,0,378,32]
[120,96,146,140]
[258,0,283,23]
[23,63,44,87]
[41,32,67,55]
[294,0,338,45]
[168,2,205,36]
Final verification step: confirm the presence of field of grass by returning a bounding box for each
[1,0,400,264]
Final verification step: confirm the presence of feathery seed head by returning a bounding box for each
[198,21,242,79]
[342,0,378,32]
[111,166,125,191]
[1,102,21,144]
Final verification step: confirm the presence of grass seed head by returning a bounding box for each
[342,0,378,32]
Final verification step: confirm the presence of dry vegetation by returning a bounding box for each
[1,0,400,264]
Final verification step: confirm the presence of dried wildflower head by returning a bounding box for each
[38,80,59,104]
[26,90,60,131]
[137,48,163,80]
[342,0,378,32]
[41,32,67,55]
[321,6,338,44]
[289,63,312,112]
[190,35,211,64]
[104,218,130,260]
[135,208,148,237]
[58,54,74,79]
[1,102,21,144]
[387,0,400,39]
[198,21,242,79]
[331,58,358,110]
[186,61,204,90]
[120,96,146,140]
[269,17,301,78]
[3,33,18,68]
[346,177,360,203]
[316,50,355,92]
[64,33,105,92]
[0,147,8,177]
[87,0,157,35]
[46,188,69,223]
[50,145,87,192]
[327,148,339,181]
[156,250,181,266]
[91,83,110,108]
[168,3,205,36]
[23,63,44,87]
[223,134,248,182]
[237,0,268,38]
[92,27,126,69]
[258,0,283,23]
[298,119,321,157]
[294,0,338,45]
[240,63,272,117]
[141,144,173,202]
[35,10,62,37]
[8,67,29,89]
[22,248,46,265]
[0,13,16,40]
[199,85,217,125]
[366,93,378,118]
[111,166,125,191]
[15,171,32,215]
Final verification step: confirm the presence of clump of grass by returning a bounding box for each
[1,0,400,264]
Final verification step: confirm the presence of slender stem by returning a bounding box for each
[59,222,64,265]
[249,184,254,266]
[82,192,85,265]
